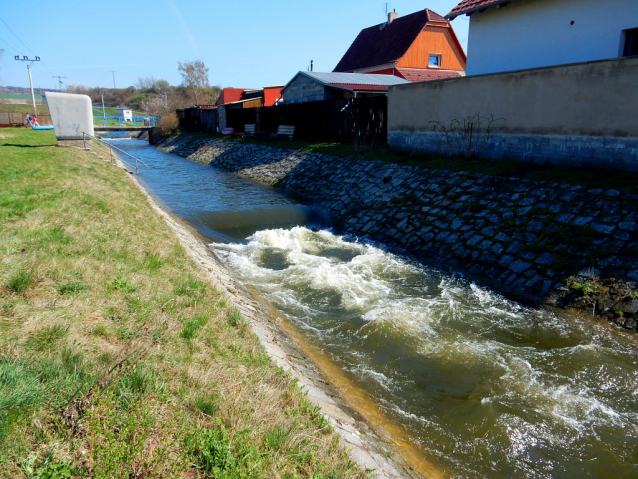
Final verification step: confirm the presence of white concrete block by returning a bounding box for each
[45,92,94,140]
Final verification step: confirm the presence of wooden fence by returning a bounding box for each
[225,97,387,142]
[177,107,219,133]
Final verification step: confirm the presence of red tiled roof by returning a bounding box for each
[446,0,513,20]
[395,68,463,82]
[330,84,389,92]
[333,9,449,73]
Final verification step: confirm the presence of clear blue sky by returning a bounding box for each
[0,0,469,90]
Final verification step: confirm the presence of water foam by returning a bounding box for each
[212,226,638,478]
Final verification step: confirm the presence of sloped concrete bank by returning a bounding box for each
[157,135,638,329]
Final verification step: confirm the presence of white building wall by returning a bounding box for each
[466,0,638,75]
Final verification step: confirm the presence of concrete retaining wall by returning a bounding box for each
[388,57,638,171]
[157,135,638,323]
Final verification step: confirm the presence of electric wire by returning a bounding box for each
[0,16,60,80]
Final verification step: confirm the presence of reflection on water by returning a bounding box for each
[116,139,320,242]
[215,227,638,478]
[118,140,638,478]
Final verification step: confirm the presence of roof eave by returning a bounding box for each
[446,0,513,20]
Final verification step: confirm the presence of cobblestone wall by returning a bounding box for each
[157,135,638,322]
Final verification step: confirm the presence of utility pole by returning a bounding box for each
[101,92,106,124]
[52,75,67,90]
[110,71,116,89]
[14,55,40,116]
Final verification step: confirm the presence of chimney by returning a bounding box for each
[388,9,398,24]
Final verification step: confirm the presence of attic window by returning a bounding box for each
[429,54,441,68]
[622,28,638,57]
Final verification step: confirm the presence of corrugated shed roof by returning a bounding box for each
[396,68,463,82]
[329,84,390,92]
[333,9,450,72]
[446,0,514,20]
[303,71,410,86]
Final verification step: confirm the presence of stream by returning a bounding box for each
[115,137,638,478]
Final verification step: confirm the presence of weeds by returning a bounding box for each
[565,276,595,296]
[109,275,139,293]
[5,263,38,294]
[25,324,69,351]
[59,281,86,295]
[430,113,503,159]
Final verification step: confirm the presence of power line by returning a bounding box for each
[0,17,58,77]
[0,17,36,55]
[0,36,20,54]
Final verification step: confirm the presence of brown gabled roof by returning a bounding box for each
[446,0,514,20]
[396,68,462,82]
[333,9,450,73]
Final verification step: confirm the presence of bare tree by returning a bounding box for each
[177,60,209,104]
[136,76,158,90]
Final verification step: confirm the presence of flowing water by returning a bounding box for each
[117,138,638,478]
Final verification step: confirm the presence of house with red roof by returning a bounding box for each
[333,8,466,82]
[447,0,638,75]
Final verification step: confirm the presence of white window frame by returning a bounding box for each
[428,54,442,68]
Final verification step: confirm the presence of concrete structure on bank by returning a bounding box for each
[387,56,638,171]
[45,91,94,146]
[447,0,638,76]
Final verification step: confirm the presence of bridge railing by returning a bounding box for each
[93,115,161,127]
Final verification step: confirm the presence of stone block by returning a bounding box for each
[573,216,594,226]
[590,223,615,235]
[510,259,532,274]
[467,234,484,246]
[478,239,493,250]
[619,222,638,231]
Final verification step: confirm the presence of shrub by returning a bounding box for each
[159,112,179,135]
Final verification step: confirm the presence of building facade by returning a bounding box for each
[447,0,638,75]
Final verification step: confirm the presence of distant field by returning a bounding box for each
[0,94,37,100]
[0,103,49,115]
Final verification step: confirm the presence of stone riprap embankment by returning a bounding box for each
[158,135,307,185]
[157,134,638,328]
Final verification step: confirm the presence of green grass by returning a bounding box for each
[193,131,638,193]
[0,103,49,115]
[0,94,35,100]
[0,128,364,478]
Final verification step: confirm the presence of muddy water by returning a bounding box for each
[119,139,638,478]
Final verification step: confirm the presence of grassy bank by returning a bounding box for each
[194,132,638,193]
[0,129,365,478]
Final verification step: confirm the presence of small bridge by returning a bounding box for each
[93,115,161,131]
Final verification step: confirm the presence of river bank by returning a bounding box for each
[0,129,399,479]
[157,134,638,330]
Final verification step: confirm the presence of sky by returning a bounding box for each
[0,0,469,91]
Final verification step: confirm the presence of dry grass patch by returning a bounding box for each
[0,129,366,479]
